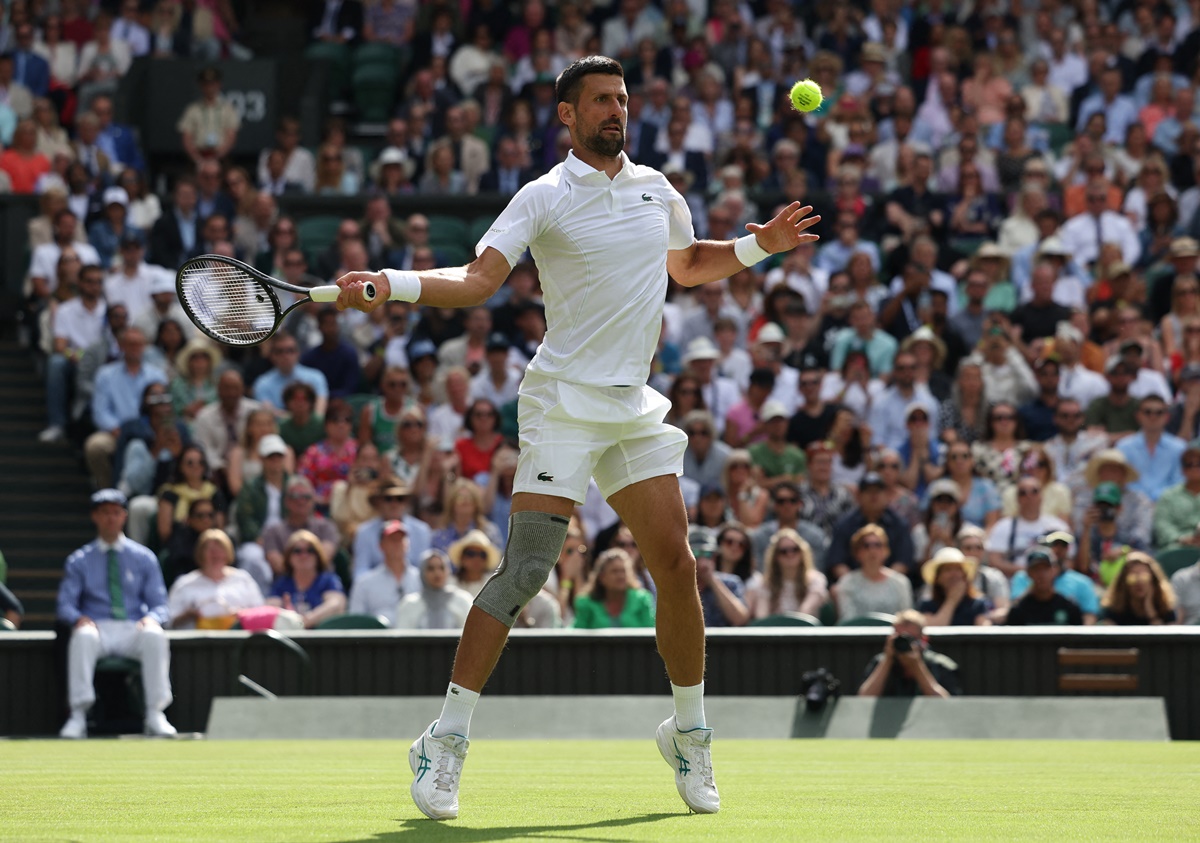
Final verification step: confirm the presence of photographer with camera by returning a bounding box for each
[1078,482,1148,584]
[857,609,960,698]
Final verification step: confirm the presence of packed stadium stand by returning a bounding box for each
[2,0,1200,663]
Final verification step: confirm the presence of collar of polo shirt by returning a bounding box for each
[562,149,634,182]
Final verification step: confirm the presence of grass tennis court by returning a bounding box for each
[3,739,1198,841]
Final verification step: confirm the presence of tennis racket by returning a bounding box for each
[175,254,375,347]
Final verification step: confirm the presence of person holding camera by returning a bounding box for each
[857,609,960,698]
[1078,482,1148,583]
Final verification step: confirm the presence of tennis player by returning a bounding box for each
[336,55,820,820]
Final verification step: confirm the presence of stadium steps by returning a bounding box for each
[0,341,93,630]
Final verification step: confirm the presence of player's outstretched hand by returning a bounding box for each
[745,201,821,255]
[335,270,389,313]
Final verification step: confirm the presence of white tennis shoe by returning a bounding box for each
[656,716,720,814]
[409,721,469,820]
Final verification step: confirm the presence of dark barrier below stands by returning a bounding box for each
[2,627,1198,738]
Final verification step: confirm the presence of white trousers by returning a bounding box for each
[67,619,173,714]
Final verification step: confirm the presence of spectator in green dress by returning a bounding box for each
[572,548,656,629]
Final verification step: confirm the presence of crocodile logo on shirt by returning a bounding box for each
[642,193,653,202]
[537,472,554,482]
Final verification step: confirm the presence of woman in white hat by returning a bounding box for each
[918,548,991,627]
[448,529,502,599]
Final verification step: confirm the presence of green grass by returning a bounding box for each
[3,740,1199,841]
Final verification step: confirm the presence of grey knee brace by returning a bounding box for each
[474,510,570,628]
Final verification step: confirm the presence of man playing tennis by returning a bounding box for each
[336,55,820,820]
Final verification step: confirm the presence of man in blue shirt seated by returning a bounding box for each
[1008,532,1099,624]
[1116,394,1186,503]
[252,332,330,417]
[689,531,748,628]
[56,489,176,739]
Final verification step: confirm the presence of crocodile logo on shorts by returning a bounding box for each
[537,472,554,482]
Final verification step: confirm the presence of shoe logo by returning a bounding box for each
[673,738,690,777]
[537,471,554,482]
[416,738,432,782]
[642,193,653,202]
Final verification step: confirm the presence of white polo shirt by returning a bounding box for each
[478,150,695,387]
[53,297,107,352]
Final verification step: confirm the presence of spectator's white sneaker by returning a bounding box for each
[408,721,468,820]
[59,712,87,740]
[144,711,177,737]
[656,716,720,814]
[38,425,65,444]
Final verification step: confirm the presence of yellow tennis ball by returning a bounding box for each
[790,78,823,112]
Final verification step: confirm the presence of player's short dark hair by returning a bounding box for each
[556,55,623,106]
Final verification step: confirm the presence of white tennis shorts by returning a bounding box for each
[513,371,688,504]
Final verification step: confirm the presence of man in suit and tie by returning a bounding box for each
[57,489,176,739]
[92,95,145,173]
[149,177,201,269]
[11,22,49,97]
[478,136,538,195]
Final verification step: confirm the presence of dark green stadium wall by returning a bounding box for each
[2,628,1199,738]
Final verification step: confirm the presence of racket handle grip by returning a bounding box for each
[309,283,376,304]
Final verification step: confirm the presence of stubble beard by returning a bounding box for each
[582,122,625,158]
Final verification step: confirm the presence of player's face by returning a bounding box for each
[569,74,628,159]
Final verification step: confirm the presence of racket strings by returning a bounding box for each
[178,260,279,344]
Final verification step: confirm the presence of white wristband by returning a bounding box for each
[734,234,770,267]
[381,269,421,302]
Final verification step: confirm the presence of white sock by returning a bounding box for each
[431,682,480,738]
[671,681,706,731]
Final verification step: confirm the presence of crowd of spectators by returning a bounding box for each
[9,0,1200,636]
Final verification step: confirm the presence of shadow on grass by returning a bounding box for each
[338,811,680,842]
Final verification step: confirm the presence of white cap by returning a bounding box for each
[760,400,789,422]
[757,323,785,344]
[682,336,720,364]
[378,146,407,165]
[258,434,288,458]
[102,186,129,208]
[149,274,176,296]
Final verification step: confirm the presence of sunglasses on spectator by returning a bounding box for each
[383,495,408,502]
[192,509,214,519]
[960,542,984,553]
[1141,408,1166,416]
[400,419,425,428]
[720,536,747,546]
[949,452,972,460]
[992,413,1016,422]
[933,495,956,504]
[859,540,885,549]
[687,428,711,437]
[288,493,314,501]
[800,379,821,387]
[774,496,799,505]
[776,545,801,556]
[1017,487,1040,497]
[1055,411,1083,419]
[384,380,410,388]
[291,545,316,555]
[879,462,901,469]
[461,548,489,559]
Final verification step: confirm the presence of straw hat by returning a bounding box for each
[1084,449,1140,487]
[899,325,947,368]
[175,336,222,378]
[448,529,501,571]
[922,547,978,585]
